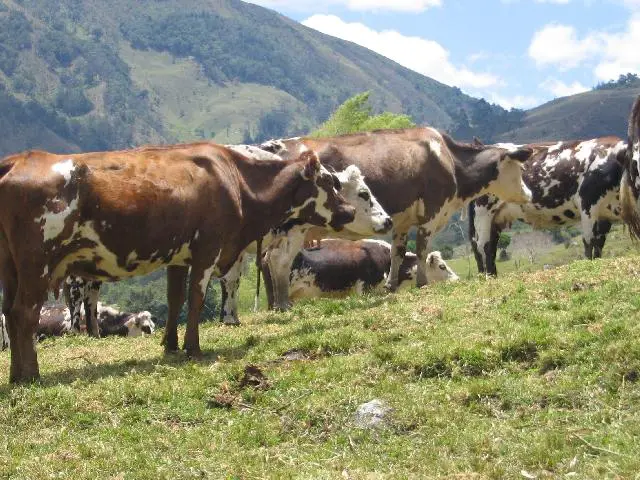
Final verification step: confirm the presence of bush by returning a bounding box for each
[55,87,93,117]
[441,245,454,260]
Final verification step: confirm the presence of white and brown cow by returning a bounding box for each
[96,303,156,337]
[620,96,640,238]
[37,303,73,340]
[469,137,626,276]
[0,143,359,383]
[257,128,532,309]
[266,239,458,303]
[217,145,393,324]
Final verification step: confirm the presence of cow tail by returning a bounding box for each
[254,238,262,312]
[468,201,476,242]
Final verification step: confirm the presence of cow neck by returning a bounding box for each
[234,157,305,242]
[446,140,499,202]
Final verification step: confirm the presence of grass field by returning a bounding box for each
[1,241,640,478]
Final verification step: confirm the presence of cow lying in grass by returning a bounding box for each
[263,239,458,303]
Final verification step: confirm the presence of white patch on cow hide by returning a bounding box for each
[547,141,564,153]
[494,143,522,153]
[34,194,79,242]
[51,159,75,186]
[575,139,598,163]
[429,140,442,158]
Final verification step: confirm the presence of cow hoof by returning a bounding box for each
[161,336,179,353]
[222,316,241,326]
[184,347,203,359]
[10,372,40,385]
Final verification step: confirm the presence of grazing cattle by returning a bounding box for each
[469,137,626,275]
[63,276,102,336]
[37,304,72,340]
[96,303,156,337]
[268,239,459,303]
[258,128,532,309]
[620,96,640,238]
[0,142,358,383]
[1,314,8,350]
[218,145,393,324]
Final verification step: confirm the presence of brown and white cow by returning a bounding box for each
[266,239,458,303]
[0,143,358,383]
[257,128,532,309]
[63,276,101,336]
[37,304,72,340]
[469,137,626,276]
[620,96,640,238]
[96,303,156,337]
[217,145,393,324]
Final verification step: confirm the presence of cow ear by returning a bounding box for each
[473,136,485,147]
[300,151,321,180]
[505,147,533,163]
[428,254,436,266]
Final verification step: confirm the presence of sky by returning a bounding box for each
[244,0,640,110]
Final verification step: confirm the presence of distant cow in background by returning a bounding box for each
[63,276,101,336]
[96,303,156,337]
[469,137,626,276]
[264,239,458,303]
[37,304,72,340]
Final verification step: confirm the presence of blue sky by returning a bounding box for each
[245,0,640,109]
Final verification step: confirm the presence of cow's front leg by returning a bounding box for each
[592,220,612,258]
[415,226,433,287]
[219,254,245,325]
[385,228,409,291]
[9,281,45,383]
[162,266,188,353]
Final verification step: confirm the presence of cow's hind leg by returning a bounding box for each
[162,266,188,353]
[415,226,432,287]
[182,264,216,357]
[84,281,101,337]
[592,220,612,258]
[63,277,84,333]
[219,254,245,326]
[9,279,46,383]
[385,227,410,291]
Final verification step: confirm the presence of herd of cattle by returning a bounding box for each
[2,93,640,384]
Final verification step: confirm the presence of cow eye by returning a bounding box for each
[439,264,447,270]
[358,191,370,201]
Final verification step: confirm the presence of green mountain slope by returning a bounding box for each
[495,86,640,143]
[0,0,521,156]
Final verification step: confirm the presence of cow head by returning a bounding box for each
[124,311,156,337]
[0,314,8,351]
[332,165,392,236]
[487,145,533,204]
[425,251,459,283]
[620,95,640,238]
[291,151,356,231]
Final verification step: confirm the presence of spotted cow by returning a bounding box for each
[469,137,626,275]
[0,143,359,383]
[218,145,393,324]
[266,239,458,303]
[37,303,72,340]
[63,276,102,336]
[257,128,532,309]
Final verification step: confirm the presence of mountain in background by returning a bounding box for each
[0,0,637,159]
[0,0,523,156]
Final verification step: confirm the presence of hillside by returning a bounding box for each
[0,0,522,156]
[495,85,640,143]
[2,254,640,477]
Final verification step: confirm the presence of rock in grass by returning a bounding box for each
[354,399,392,429]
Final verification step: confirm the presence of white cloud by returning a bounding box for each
[534,0,571,3]
[484,92,540,109]
[540,78,589,97]
[302,14,500,89]
[594,16,640,80]
[246,0,441,12]
[528,24,599,69]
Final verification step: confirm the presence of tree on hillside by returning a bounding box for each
[312,92,414,137]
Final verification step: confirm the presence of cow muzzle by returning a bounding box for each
[375,216,393,234]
